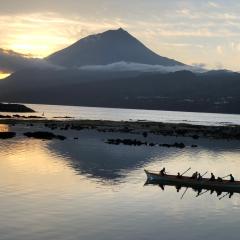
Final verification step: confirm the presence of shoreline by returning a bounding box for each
[0,118,240,140]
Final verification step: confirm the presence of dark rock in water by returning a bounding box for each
[191,145,198,148]
[0,103,34,112]
[0,114,11,118]
[143,132,148,138]
[159,142,185,149]
[0,132,16,139]
[192,135,199,139]
[106,138,147,146]
[26,115,44,119]
[24,131,66,140]
[174,142,185,148]
[105,138,186,148]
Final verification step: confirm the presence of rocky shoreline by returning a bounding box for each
[0,118,239,141]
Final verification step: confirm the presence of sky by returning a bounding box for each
[1,0,240,78]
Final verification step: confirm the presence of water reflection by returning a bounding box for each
[0,124,10,132]
[47,133,240,184]
[145,182,237,201]
[1,131,240,240]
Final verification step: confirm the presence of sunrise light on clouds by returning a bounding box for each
[1,0,240,78]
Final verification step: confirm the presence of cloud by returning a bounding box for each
[208,2,220,8]
[216,45,224,55]
[192,63,208,69]
[79,61,206,73]
[0,13,128,58]
[0,48,63,73]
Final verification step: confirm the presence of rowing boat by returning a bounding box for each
[144,170,240,193]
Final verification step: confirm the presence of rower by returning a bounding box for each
[197,173,202,181]
[217,177,223,182]
[159,167,166,176]
[177,172,182,178]
[229,174,235,182]
[191,171,198,179]
[209,173,215,181]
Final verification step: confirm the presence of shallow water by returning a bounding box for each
[9,103,240,126]
[0,124,240,240]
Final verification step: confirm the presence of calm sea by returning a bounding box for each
[0,105,240,240]
[20,103,240,126]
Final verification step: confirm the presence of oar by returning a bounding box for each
[201,172,208,178]
[181,187,189,199]
[219,192,229,200]
[181,167,191,177]
[196,189,209,197]
[221,174,230,179]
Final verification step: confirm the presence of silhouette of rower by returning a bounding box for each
[209,173,215,181]
[160,167,166,176]
[229,174,235,182]
[217,177,223,182]
[197,173,203,181]
[177,172,182,178]
[191,171,198,179]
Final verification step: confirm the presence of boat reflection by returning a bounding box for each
[145,180,237,200]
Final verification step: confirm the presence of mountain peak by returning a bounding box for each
[105,27,127,34]
[47,29,184,67]
[89,27,131,40]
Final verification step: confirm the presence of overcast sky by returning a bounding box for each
[1,0,240,75]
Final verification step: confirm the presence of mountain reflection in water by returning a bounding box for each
[46,129,240,184]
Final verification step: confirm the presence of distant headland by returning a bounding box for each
[0,103,34,112]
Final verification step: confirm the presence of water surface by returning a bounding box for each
[12,103,240,126]
[0,123,240,240]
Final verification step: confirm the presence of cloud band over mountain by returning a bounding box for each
[0,48,63,73]
[79,61,205,73]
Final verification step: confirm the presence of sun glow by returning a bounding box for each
[10,42,51,58]
[0,72,11,79]
[7,32,72,58]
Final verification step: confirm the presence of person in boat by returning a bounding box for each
[191,171,198,179]
[177,172,182,178]
[209,173,215,181]
[159,167,166,176]
[197,173,203,181]
[217,177,223,182]
[229,174,235,182]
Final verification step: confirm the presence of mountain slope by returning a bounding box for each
[1,70,240,114]
[46,28,183,67]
